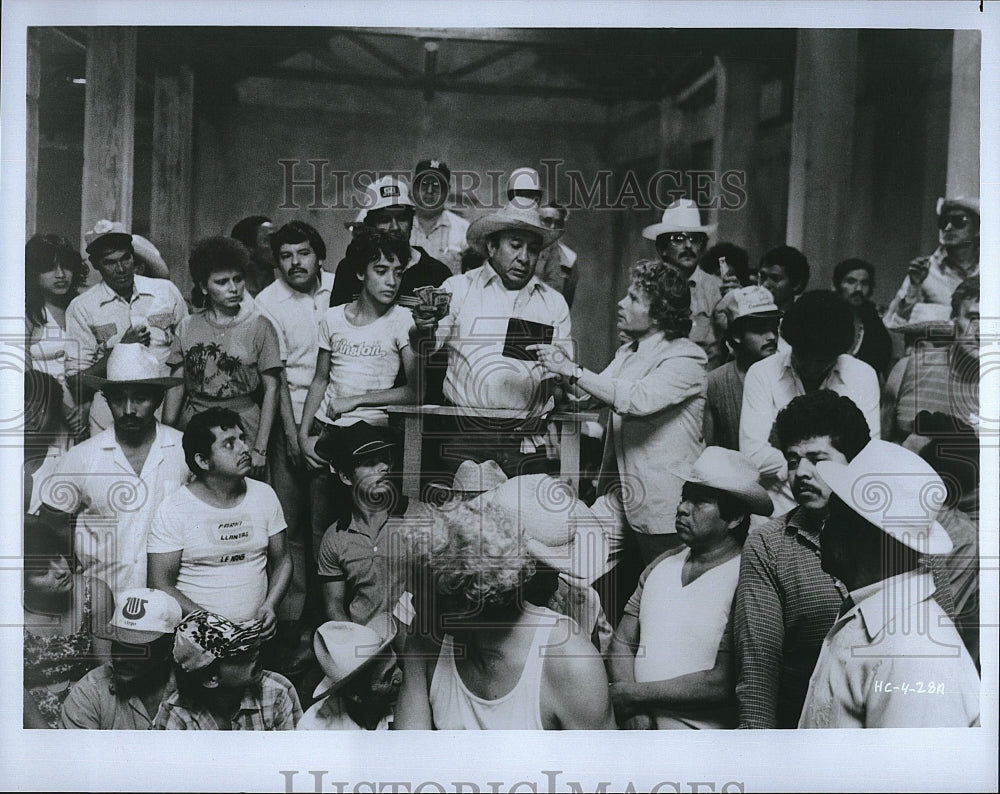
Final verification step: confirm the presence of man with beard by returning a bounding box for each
[315,421,429,625]
[331,176,452,306]
[884,197,980,328]
[298,615,402,730]
[147,407,292,642]
[154,610,301,730]
[831,258,892,378]
[60,588,182,729]
[733,390,870,728]
[38,344,189,597]
[642,198,723,370]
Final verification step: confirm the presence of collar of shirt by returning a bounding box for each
[272,270,333,303]
[784,506,824,552]
[777,349,847,391]
[477,261,546,296]
[97,279,148,306]
[850,569,936,640]
[346,495,411,538]
[415,212,450,235]
[98,422,177,458]
[405,246,427,272]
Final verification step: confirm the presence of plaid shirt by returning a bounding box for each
[734,508,847,729]
[152,671,302,730]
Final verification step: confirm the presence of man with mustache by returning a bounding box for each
[60,588,182,730]
[38,343,189,598]
[704,286,782,451]
[147,407,292,643]
[733,390,870,729]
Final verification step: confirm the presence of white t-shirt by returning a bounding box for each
[316,303,412,427]
[146,479,286,622]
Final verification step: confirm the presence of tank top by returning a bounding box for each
[429,607,561,730]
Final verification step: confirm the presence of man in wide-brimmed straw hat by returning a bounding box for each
[643,197,723,369]
[408,201,569,478]
[38,344,190,597]
[799,440,979,728]
[608,446,772,730]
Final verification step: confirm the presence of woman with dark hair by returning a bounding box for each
[532,259,707,569]
[23,514,112,728]
[162,236,281,479]
[25,234,90,439]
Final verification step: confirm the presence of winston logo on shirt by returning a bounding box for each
[329,340,384,357]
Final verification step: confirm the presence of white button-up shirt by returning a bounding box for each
[410,209,469,275]
[255,271,334,424]
[740,350,881,517]
[432,264,572,415]
[38,423,190,597]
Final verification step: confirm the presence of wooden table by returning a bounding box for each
[383,404,599,498]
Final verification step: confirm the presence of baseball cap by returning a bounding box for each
[84,219,133,255]
[95,587,183,645]
[415,159,450,182]
[361,176,415,221]
[315,421,396,471]
[717,285,782,326]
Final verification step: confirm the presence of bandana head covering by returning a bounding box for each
[172,610,262,673]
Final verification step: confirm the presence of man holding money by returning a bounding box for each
[409,203,568,477]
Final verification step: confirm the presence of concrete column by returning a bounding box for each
[715,55,763,253]
[946,30,980,198]
[786,30,858,287]
[81,27,136,246]
[150,65,194,295]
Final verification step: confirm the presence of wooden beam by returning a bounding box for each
[341,31,418,77]
[26,30,41,238]
[150,65,194,295]
[81,27,136,248]
[446,44,522,79]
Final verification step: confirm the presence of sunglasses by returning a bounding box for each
[663,232,708,246]
[938,213,972,230]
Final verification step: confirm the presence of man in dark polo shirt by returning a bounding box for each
[314,422,428,625]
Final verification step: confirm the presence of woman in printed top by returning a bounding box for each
[25,234,90,441]
[162,236,281,479]
[297,227,419,470]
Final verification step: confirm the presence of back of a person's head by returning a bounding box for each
[703,242,750,284]
[773,389,871,459]
[230,216,271,249]
[269,220,326,262]
[760,245,810,292]
[781,290,854,356]
[950,275,980,317]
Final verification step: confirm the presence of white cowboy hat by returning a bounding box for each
[360,175,415,222]
[427,459,509,496]
[669,447,773,516]
[816,440,953,555]
[475,474,610,584]
[312,614,396,700]
[131,234,170,279]
[466,203,560,254]
[82,343,184,389]
[642,198,716,240]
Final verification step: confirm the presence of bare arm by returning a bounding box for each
[251,369,280,475]
[297,348,332,469]
[321,580,351,623]
[258,529,292,641]
[276,368,301,465]
[543,620,617,729]
[161,363,186,427]
[147,550,204,616]
[392,629,435,730]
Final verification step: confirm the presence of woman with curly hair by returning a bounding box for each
[25,234,90,439]
[533,260,707,606]
[162,236,281,479]
[394,500,615,730]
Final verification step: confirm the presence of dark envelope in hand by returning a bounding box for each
[502,318,554,361]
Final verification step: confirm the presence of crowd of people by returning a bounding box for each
[22,160,981,730]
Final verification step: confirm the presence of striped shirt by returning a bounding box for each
[894,344,979,437]
[734,508,847,729]
[152,670,301,730]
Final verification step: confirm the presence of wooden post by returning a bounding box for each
[81,27,136,249]
[26,30,41,239]
[786,30,858,290]
[946,30,980,199]
[151,65,194,294]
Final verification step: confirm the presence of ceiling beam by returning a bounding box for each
[446,44,524,80]
[336,27,590,48]
[340,31,419,77]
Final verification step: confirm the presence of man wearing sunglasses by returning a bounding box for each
[883,197,979,329]
[642,198,723,369]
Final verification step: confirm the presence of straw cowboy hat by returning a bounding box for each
[670,446,773,517]
[817,440,953,555]
[642,198,717,240]
[84,219,133,255]
[427,459,509,498]
[312,613,396,700]
[474,473,611,584]
[466,203,561,254]
[82,343,184,389]
[131,234,170,279]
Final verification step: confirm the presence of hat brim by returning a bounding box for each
[467,215,560,254]
[96,624,169,645]
[83,374,184,390]
[524,520,609,584]
[642,222,716,241]
[315,437,396,465]
[312,633,394,700]
[669,462,774,517]
[734,309,783,322]
[86,232,133,255]
[816,461,953,555]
